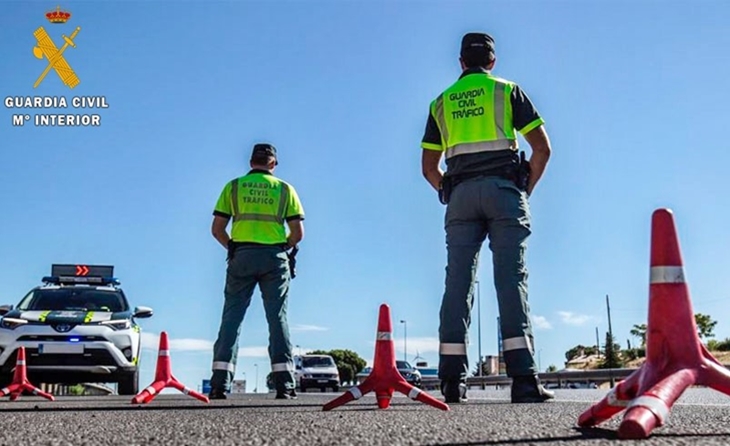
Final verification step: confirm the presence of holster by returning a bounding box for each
[516,151,531,192]
[287,246,299,279]
[439,177,453,205]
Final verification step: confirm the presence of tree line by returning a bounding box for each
[559,313,730,371]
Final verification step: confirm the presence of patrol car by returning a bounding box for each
[0,265,153,395]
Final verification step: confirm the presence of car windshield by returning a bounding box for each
[302,356,335,368]
[396,361,413,370]
[17,288,128,312]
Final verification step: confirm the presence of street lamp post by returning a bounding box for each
[477,279,482,377]
[400,320,407,363]
[254,363,258,393]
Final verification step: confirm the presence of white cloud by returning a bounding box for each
[532,315,552,330]
[141,332,212,351]
[237,346,269,357]
[290,324,328,332]
[394,336,440,354]
[141,332,266,357]
[558,311,595,326]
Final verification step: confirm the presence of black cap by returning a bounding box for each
[461,32,495,56]
[252,143,277,159]
[251,143,278,165]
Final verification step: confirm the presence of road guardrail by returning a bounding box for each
[419,368,638,389]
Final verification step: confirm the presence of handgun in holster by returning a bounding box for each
[287,246,299,279]
[516,151,531,192]
[439,176,453,205]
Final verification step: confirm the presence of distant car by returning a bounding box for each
[355,366,372,384]
[568,382,598,389]
[415,366,438,390]
[0,264,153,395]
[294,354,340,392]
[355,362,422,387]
[396,360,422,387]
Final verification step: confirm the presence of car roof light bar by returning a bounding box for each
[41,276,120,286]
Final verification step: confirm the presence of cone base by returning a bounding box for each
[577,208,730,439]
[132,332,209,404]
[322,303,450,412]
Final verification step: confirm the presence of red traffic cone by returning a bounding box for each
[0,347,54,401]
[132,332,209,404]
[323,304,449,411]
[578,209,730,439]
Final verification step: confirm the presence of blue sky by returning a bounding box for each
[2,0,729,393]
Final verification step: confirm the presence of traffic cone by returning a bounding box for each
[578,208,730,439]
[0,347,54,401]
[132,332,209,404]
[323,304,449,411]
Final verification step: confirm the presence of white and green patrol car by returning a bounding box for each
[0,265,153,395]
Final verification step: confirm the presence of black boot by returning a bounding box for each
[441,380,467,403]
[208,388,227,400]
[275,388,298,400]
[511,375,555,403]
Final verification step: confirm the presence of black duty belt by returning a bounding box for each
[229,241,288,249]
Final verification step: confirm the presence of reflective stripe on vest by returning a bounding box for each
[432,75,517,160]
[230,178,290,224]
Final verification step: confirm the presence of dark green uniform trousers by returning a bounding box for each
[210,246,295,393]
[439,176,538,381]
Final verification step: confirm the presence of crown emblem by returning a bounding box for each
[46,5,71,24]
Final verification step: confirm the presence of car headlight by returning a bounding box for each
[0,318,28,330]
[303,374,312,379]
[100,319,131,330]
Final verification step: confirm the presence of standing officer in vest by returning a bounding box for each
[421,33,553,403]
[208,143,305,400]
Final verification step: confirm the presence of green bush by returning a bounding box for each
[68,384,85,396]
[623,348,646,361]
[714,338,730,351]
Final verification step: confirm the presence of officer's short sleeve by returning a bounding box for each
[511,85,545,135]
[421,109,444,151]
[213,182,232,218]
[285,184,305,221]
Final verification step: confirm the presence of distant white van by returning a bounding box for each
[294,354,340,392]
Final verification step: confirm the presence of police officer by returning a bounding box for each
[420,33,553,403]
[208,143,305,400]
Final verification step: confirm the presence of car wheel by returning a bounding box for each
[300,385,307,393]
[320,386,326,392]
[117,370,138,395]
[331,385,339,392]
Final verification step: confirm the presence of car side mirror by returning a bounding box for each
[0,305,13,315]
[133,306,153,318]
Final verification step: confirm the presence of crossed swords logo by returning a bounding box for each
[32,26,81,89]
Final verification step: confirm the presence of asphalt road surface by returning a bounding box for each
[0,388,729,445]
